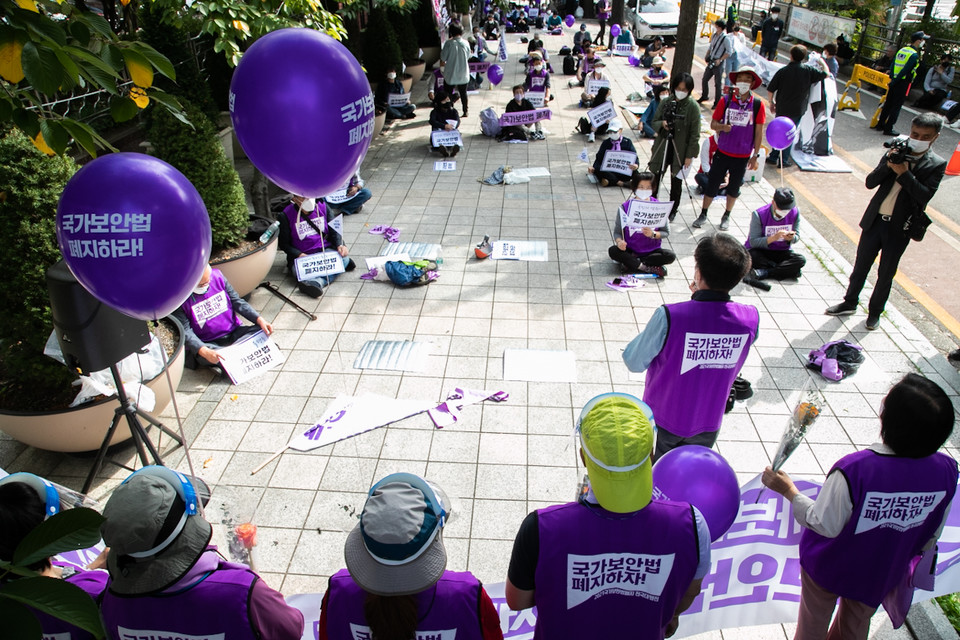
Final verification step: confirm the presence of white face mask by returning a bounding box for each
[674,90,689,101]
[772,207,791,219]
[634,189,653,200]
[736,82,752,95]
[387,73,397,80]
[299,198,317,212]
[907,137,932,154]
[533,64,543,71]
[610,132,621,141]
[193,284,210,296]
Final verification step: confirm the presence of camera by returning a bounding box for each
[661,99,684,138]
[883,136,910,164]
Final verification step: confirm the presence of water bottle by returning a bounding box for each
[259,220,280,244]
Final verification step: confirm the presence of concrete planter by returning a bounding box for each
[372,110,387,139]
[211,215,279,298]
[421,46,441,69]
[404,60,426,84]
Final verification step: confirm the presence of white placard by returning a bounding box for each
[586,78,610,96]
[431,129,463,147]
[491,240,549,261]
[786,7,856,48]
[622,200,674,230]
[765,224,792,237]
[614,43,633,56]
[294,250,345,281]
[217,330,285,385]
[726,108,753,127]
[325,179,363,204]
[587,100,616,128]
[528,7,539,16]
[526,91,546,108]
[498,36,508,62]
[388,92,411,107]
[435,160,457,171]
[599,150,637,177]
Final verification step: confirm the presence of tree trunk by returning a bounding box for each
[611,0,625,42]
[922,0,935,22]
[672,0,700,77]
[250,168,270,219]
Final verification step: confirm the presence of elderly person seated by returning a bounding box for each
[279,195,355,298]
[587,119,638,187]
[172,265,273,370]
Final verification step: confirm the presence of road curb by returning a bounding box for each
[906,599,959,639]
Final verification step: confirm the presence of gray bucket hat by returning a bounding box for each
[344,473,451,596]
[101,466,211,595]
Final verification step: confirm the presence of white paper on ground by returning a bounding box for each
[510,167,551,178]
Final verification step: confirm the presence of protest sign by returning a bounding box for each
[599,150,637,176]
[217,330,285,385]
[469,61,492,73]
[526,91,546,108]
[498,36,508,62]
[586,78,610,96]
[430,130,463,147]
[435,160,457,171]
[614,43,633,56]
[623,200,673,230]
[499,108,552,126]
[491,240,549,261]
[587,100,616,127]
[388,92,411,107]
[294,250,345,282]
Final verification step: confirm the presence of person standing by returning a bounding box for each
[623,233,759,457]
[825,113,947,330]
[744,187,806,281]
[762,374,957,640]
[441,24,472,117]
[766,45,829,168]
[699,20,732,108]
[596,0,611,45]
[726,0,738,26]
[758,6,783,61]
[874,31,929,136]
[648,74,701,221]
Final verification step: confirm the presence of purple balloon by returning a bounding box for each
[628,54,640,67]
[564,14,575,27]
[487,64,504,86]
[56,153,211,321]
[766,116,798,151]
[230,29,373,198]
[652,446,741,541]
[610,24,621,38]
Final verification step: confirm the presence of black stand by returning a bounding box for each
[258,281,317,321]
[81,363,183,494]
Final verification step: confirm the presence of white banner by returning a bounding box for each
[325,179,363,205]
[526,91,546,108]
[498,36,508,62]
[599,150,637,177]
[587,100,616,128]
[491,240,549,261]
[614,43,633,56]
[528,7,539,17]
[786,7,856,48]
[388,92,411,107]
[622,200,673,230]
[586,78,610,96]
[294,250,345,282]
[217,330,285,385]
[431,130,463,147]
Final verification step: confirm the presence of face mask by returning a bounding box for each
[736,82,751,94]
[515,94,524,102]
[387,73,397,80]
[773,207,791,219]
[634,189,653,200]
[299,198,317,212]
[533,64,542,71]
[675,90,689,101]
[907,137,932,154]
[610,132,621,141]
[193,284,210,296]
[441,102,452,109]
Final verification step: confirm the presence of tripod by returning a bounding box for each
[81,363,183,494]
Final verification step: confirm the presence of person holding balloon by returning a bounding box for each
[279,195,355,299]
[762,373,957,640]
[374,67,416,123]
[505,393,710,639]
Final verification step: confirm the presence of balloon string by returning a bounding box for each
[161,356,205,519]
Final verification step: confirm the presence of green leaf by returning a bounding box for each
[133,43,176,81]
[64,45,121,79]
[109,95,139,122]
[12,508,105,568]
[0,598,42,640]
[60,119,100,157]
[0,97,13,123]
[21,41,65,96]
[39,119,70,156]
[149,89,192,128]
[12,108,40,138]
[101,43,123,71]
[50,44,80,86]
[69,21,91,47]
[77,66,119,95]
[0,577,105,639]
[76,12,115,42]
[23,12,68,47]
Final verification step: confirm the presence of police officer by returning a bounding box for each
[874,31,929,136]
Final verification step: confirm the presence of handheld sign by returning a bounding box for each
[622,200,674,231]
[469,61,492,73]
[431,130,463,147]
[526,91,546,108]
[435,160,457,171]
[499,108,552,126]
[587,100,616,128]
[217,330,285,385]
[586,78,610,96]
[600,150,637,176]
[294,250,345,281]
[325,178,363,204]
[614,43,633,56]
[498,36,508,62]
[388,92,411,107]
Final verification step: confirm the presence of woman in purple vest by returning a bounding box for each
[0,473,108,640]
[743,187,807,282]
[763,374,958,640]
[609,170,676,278]
[279,195,355,298]
[320,473,503,640]
[506,393,711,639]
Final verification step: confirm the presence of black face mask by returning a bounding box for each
[441,103,452,109]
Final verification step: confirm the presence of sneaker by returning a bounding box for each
[947,349,960,364]
[865,315,880,331]
[641,264,667,278]
[692,212,708,228]
[719,212,731,230]
[402,112,416,120]
[600,178,609,187]
[587,132,595,142]
[825,301,856,316]
[732,375,754,400]
[297,281,324,298]
[475,234,492,259]
[450,145,460,157]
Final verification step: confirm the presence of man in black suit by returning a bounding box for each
[825,113,947,331]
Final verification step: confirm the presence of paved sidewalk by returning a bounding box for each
[2,27,959,640]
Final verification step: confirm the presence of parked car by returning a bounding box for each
[625,0,680,43]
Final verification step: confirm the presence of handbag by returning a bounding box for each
[903,210,932,241]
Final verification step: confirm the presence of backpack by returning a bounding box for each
[563,54,576,75]
[559,45,572,56]
[480,107,502,137]
[384,260,438,287]
[807,340,865,381]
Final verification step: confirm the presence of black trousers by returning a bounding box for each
[749,248,806,280]
[843,219,912,316]
[449,83,468,114]
[609,246,677,271]
[650,139,686,213]
[876,80,908,133]
[701,63,725,103]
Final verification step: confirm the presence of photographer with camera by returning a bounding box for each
[648,74,702,221]
[826,113,947,331]
[699,20,732,109]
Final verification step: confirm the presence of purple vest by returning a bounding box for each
[432,69,446,93]
[645,298,759,437]
[101,560,259,640]
[33,570,108,640]
[597,1,611,19]
[745,204,798,251]
[800,450,958,607]
[534,500,698,639]
[282,202,329,255]
[180,269,240,342]
[647,69,668,83]
[527,69,548,91]
[716,95,757,158]
[325,569,485,640]
[621,198,662,254]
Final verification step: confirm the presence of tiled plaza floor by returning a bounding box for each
[2,26,959,639]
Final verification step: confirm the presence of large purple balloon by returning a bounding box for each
[56,153,211,321]
[766,116,798,151]
[564,14,575,27]
[487,64,504,86]
[628,54,640,67]
[610,24,621,38]
[230,29,373,198]
[652,446,741,541]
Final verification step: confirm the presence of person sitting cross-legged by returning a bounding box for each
[375,67,415,122]
[279,195,355,299]
[588,119,637,187]
[429,92,462,157]
[608,170,676,278]
[744,187,806,281]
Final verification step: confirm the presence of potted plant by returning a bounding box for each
[146,100,278,297]
[0,129,187,452]
[394,9,426,88]
[364,8,404,90]
[412,0,442,68]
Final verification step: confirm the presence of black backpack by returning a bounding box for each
[563,54,576,76]
[559,45,572,56]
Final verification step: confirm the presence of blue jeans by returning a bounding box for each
[328,188,372,215]
[386,104,415,119]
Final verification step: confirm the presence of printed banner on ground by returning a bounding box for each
[599,150,637,176]
[294,250,345,281]
[587,100,616,127]
[217,330,285,385]
[622,200,673,230]
[500,108,552,126]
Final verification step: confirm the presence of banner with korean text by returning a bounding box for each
[499,109,552,126]
[217,330,285,385]
[622,200,673,231]
[599,150,637,176]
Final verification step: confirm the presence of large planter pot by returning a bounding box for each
[401,73,415,94]
[421,46,441,69]
[404,60,426,84]
[0,316,186,453]
[372,110,387,139]
[211,215,279,298]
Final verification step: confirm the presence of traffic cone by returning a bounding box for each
[947,140,960,177]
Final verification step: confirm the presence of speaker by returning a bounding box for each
[47,260,150,374]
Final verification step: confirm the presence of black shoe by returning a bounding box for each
[733,375,753,400]
[883,129,899,136]
[450,145,460,157]
[298,281,324,298]
[765,156,780,166]
[668,209,677,222]
[402,112,417,120]
[825,301,856,316]
[439,146,450,157]
[865,315,880,331]
[697,96,709,104]
[344,258,356,272]
[724,387,736,414]
[948,349,960,364]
